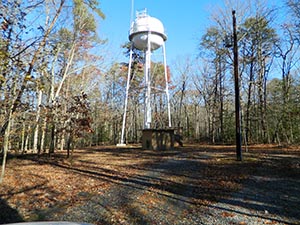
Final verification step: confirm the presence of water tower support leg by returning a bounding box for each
[119,46,133,145]
[144,31,152,129]
[163,43,172,127]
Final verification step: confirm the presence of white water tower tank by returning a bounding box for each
[129,10,167,51]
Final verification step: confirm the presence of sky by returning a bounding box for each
[98,0,286,70]
[99,0,225,64]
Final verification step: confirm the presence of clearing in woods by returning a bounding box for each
[0,144,299,224]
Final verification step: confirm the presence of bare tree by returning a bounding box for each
[273,24,300,144]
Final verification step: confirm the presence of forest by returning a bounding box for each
[1,0,300,156]
[1,1,300,224]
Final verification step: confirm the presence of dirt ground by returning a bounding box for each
[0,144,299,224]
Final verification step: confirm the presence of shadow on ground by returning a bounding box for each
[1,145,300,224]
[0,198,24,223]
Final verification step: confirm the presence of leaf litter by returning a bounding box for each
[0,144,299,224]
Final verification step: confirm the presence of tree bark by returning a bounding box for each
[0,110,12,183]
[33,89,43,153]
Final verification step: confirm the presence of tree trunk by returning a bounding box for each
[219,62,224,142]
[21,121,26,154]
[40,118,47,153]
[178,80,186,128]
[257,47,267,143]
[33,89,43,153]
[24,125,31,153]
[49,123,55,155]
[245,61,254,144]
[67,133,73,158]
[0,110,12,183]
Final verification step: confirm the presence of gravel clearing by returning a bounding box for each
[1,145,299,225]
[43,150,300,225]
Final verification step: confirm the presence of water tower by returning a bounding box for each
[119,9,173,149]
